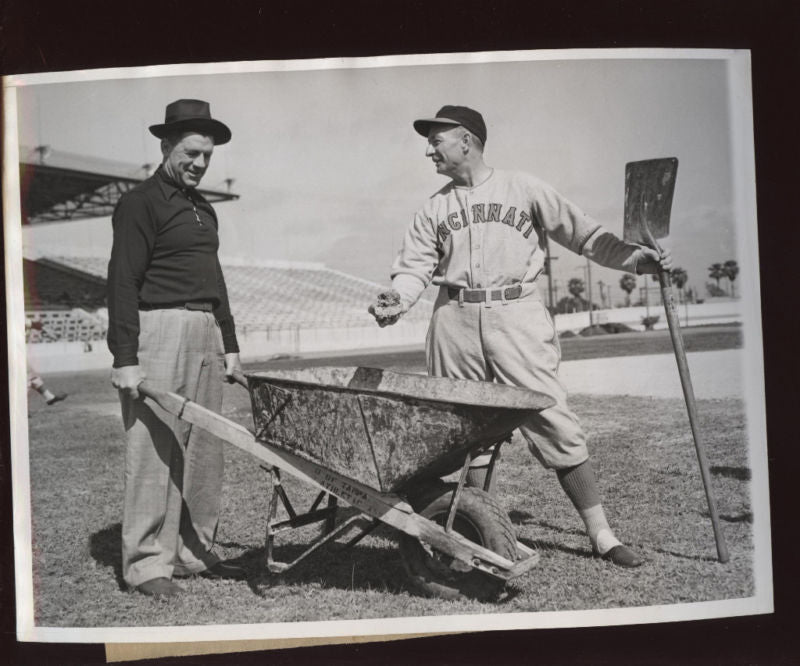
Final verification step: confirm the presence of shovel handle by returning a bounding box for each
[641,204,664,255]
[656,268,730,564]
[641,210,729,562]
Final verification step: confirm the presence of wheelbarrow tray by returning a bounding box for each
[246,366,555,493]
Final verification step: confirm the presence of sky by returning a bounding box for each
[11,51,751,304]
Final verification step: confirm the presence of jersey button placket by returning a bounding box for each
[472,215,484,290]
[463,191,479,289]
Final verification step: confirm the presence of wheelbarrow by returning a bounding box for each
[140,366,555,600]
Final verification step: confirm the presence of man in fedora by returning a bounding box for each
[107,99,245,597]
[370,105,672,568]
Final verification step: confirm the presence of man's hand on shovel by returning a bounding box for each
[636,245,673,275]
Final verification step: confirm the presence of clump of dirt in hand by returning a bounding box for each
[372,289,403,324]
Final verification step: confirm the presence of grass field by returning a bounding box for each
[24,325,755,627]
[249,323,743,371]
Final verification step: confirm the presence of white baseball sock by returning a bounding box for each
[580,504,622,555]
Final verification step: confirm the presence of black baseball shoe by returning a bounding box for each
[46,393,68,405]
[595,544,646,568]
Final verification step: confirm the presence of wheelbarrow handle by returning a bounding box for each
[137,369,248,405]
[137,381,185,417]
[136,381,159,402]
[229,370,249,389]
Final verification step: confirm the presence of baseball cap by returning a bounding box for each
[413,105,487,145]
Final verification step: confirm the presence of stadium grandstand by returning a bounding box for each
[23,256,108,345]
[19,145,238,224]
[23,255,433,370]
[19,145,431,372]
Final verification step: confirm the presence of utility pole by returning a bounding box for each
[544,234,558,312]
[585,258,594,332]
[685,284,690,327]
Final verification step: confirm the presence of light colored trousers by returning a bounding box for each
[426,285,589,470]
[120,309,225,587]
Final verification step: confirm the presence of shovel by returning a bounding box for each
[623,158,729,564]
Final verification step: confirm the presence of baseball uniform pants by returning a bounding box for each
[119,308,225,587]
[426,285,589,470]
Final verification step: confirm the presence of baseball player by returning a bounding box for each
[26,320,67,406]
[370,105,672,567]
[27,367,67,405]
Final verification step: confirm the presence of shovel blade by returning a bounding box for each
[623,158,678,246]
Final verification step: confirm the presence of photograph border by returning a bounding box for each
[3,47,771,647]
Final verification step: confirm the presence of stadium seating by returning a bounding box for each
[30,257,434,338]
[26,309,108,343]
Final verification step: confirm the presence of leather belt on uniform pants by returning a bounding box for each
[447,284,523,304]
[139,301,214,312]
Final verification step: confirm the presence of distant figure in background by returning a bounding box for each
[107,99,244,599]
[26,319,68,406]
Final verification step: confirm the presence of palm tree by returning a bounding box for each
[568,277,585,311]
[708,263,725,292]
[723,260,739,297]
[619,273,636,307]
[568,277,584,298]
[671,267,688,302]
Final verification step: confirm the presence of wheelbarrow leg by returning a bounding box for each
[267,513,369,574]
[261,464,347,573]
[336,517,381,550]
[466,438,506,494]
[445,439,506,532]
[264,465,283,570]
[325,494,339,535]
[446,451,474,533]
[481,440,504,494]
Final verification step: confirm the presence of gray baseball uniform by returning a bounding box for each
[391,169,648,468]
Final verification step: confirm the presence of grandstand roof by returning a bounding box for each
[19,146,238,224]
[43,256,433,329]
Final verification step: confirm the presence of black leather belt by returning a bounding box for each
[139,301,214,312]
[447,285,523,303]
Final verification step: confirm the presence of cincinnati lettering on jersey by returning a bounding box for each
[433,203,538,242]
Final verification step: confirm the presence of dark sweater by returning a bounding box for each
[107,166,239,367]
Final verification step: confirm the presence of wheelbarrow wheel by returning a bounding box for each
[399,484,516,601]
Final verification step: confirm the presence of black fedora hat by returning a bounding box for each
[149,99,232,145]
